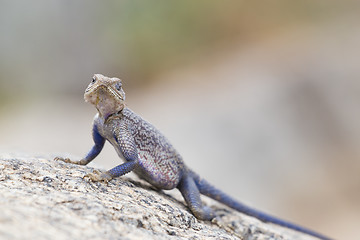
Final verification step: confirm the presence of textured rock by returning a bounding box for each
[0,153,317,240]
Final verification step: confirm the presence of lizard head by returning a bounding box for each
[84,74,126,119]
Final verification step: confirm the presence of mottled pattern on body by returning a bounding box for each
[96,107,184,190]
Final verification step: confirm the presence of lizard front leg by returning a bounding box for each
[55,125,105,165]
[84,160,138,182]
[85,123,139,182]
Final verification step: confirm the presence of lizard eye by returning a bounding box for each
[92,76,96,83]
[114,82,122,91]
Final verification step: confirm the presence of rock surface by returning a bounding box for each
[0,153,318,240]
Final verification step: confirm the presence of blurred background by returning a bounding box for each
[1,1,359,239]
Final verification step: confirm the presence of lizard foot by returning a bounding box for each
[84,170,113,183]
[54,157,87,165]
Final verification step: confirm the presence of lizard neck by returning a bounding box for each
[100,108,126,123]
[95,98,125,121]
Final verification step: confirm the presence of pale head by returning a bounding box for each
[84,74,126,119]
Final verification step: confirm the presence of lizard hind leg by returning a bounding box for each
[177,174,215,221]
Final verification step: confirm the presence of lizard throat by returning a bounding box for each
[85,86,125,121]
[95,98,124,120]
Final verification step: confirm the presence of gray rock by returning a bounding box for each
[0,153,317,240]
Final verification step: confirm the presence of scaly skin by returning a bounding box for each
[55,74,331,240]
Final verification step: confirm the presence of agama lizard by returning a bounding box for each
[55,74,331,240]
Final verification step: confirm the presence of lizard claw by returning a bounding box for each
[54,157,72,163]
[84,170,113,183]
[54,157,86,165]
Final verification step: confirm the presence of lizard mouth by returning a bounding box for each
[84,85,124,104]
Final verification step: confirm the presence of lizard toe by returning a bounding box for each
[84,170,113,183]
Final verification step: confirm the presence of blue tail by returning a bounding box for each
[190,171,332,240]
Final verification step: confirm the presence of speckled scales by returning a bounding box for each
[97,107,184,190]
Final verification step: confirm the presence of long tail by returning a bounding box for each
[190,171,332,240]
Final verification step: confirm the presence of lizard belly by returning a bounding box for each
[134,152,182,190]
